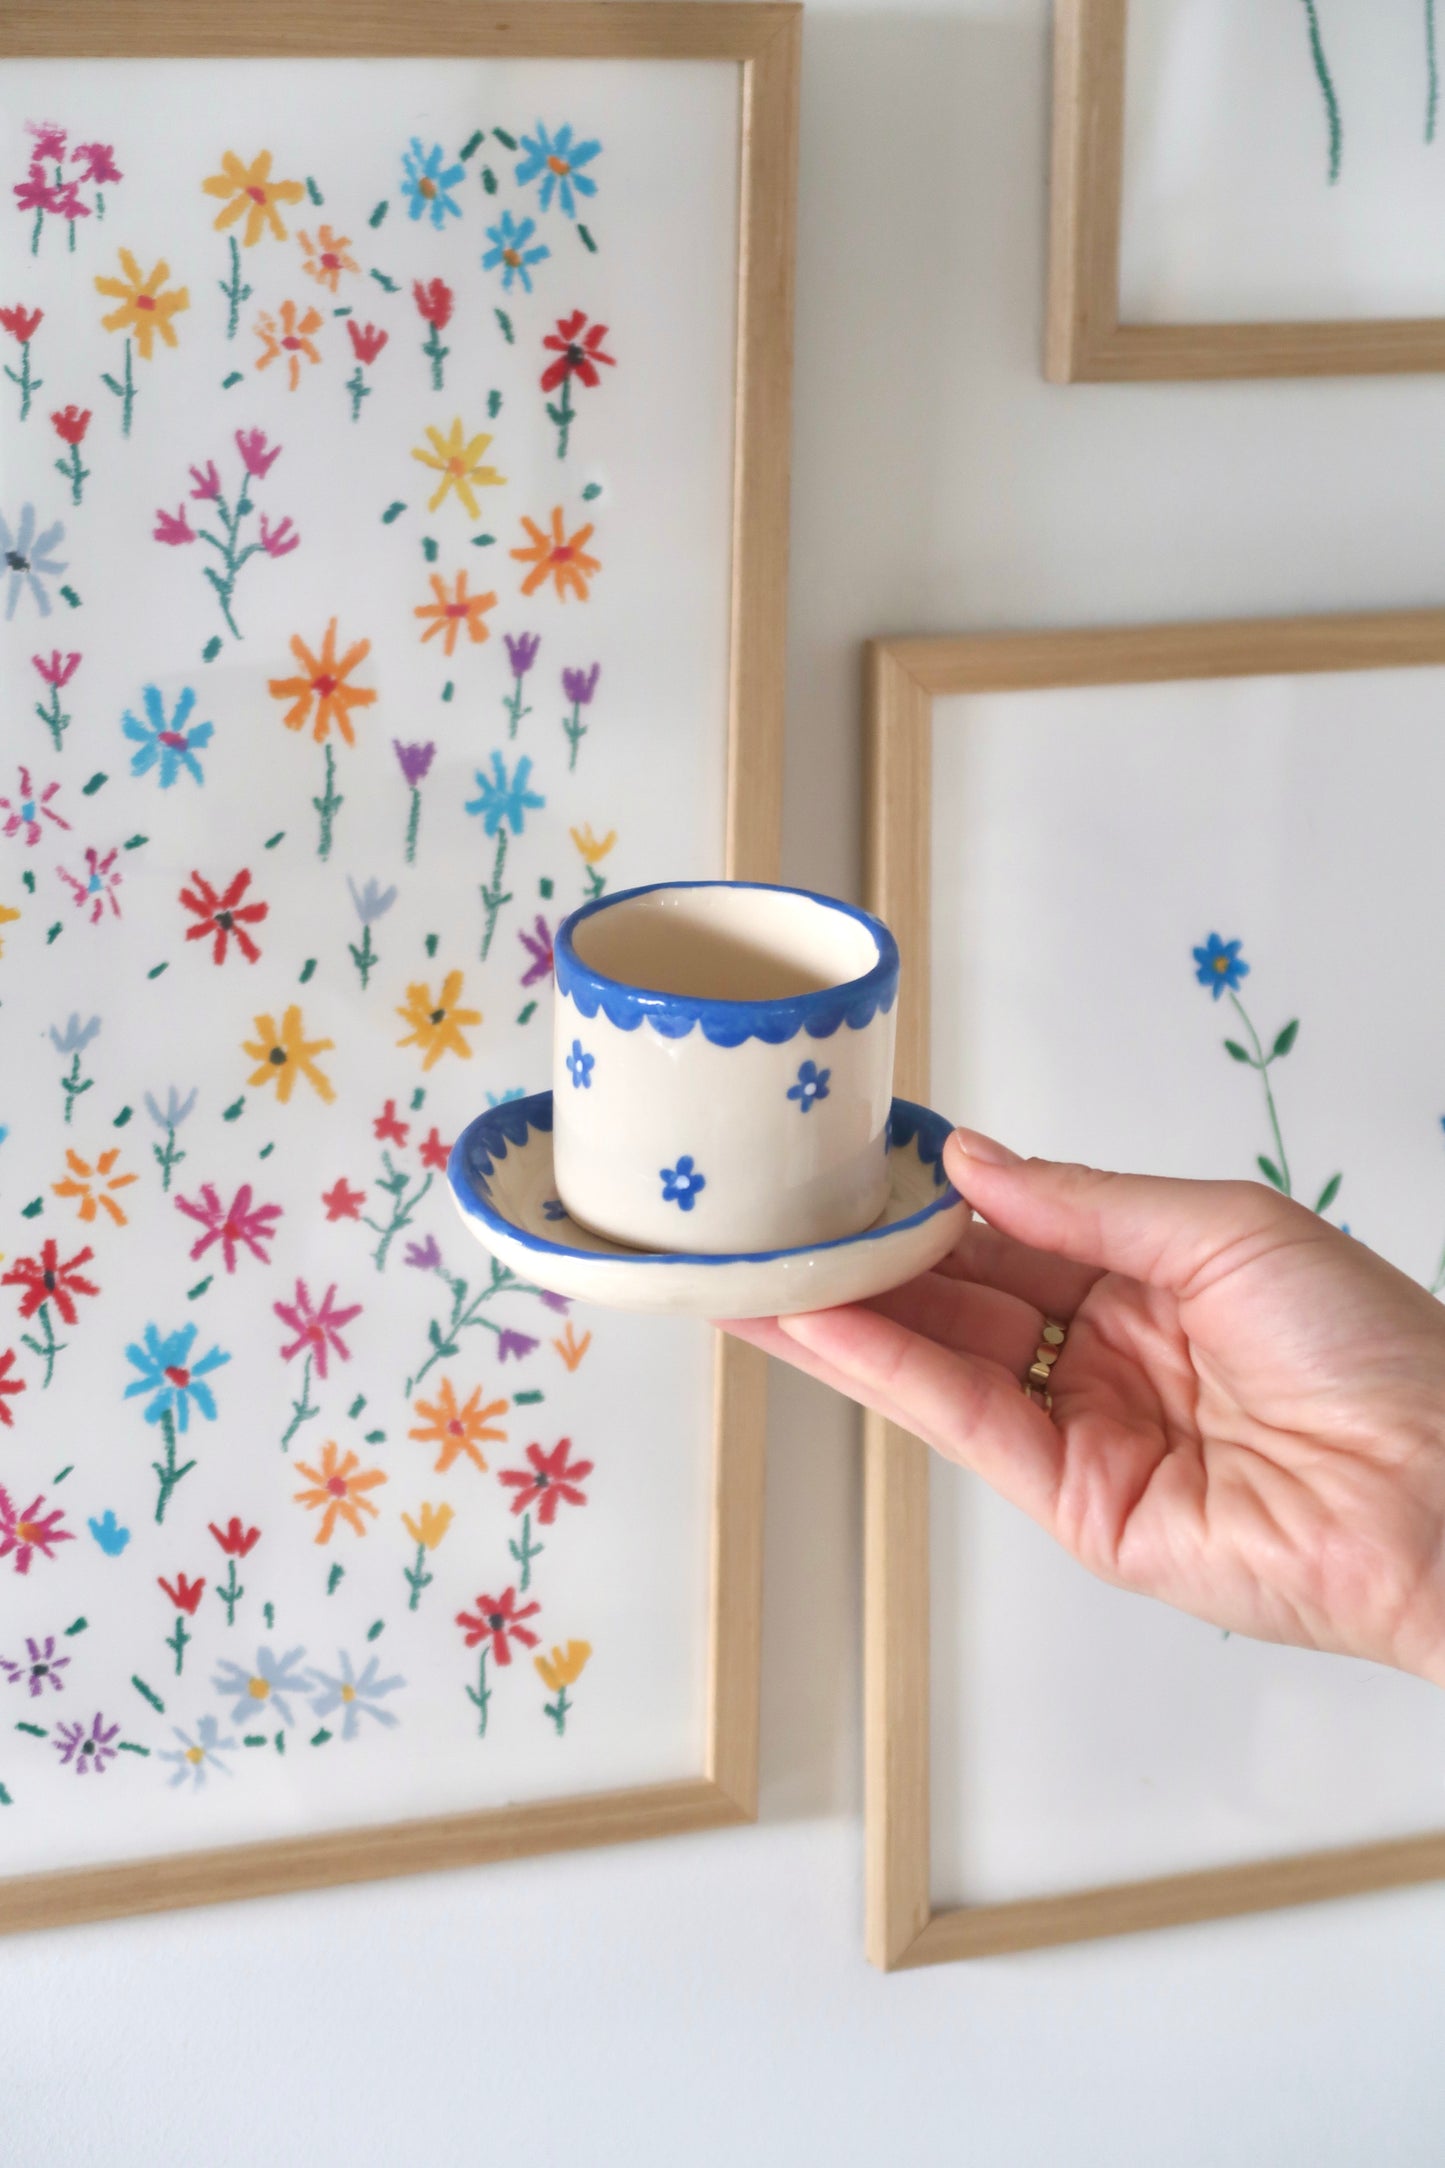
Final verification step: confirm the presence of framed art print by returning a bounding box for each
[865,611,1445,1966]
[0,0,798,1933]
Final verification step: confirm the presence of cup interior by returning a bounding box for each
[568,884,881,1003]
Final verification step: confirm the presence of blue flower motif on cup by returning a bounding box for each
[566,1039,594,1090]
[1192,932,1249,1001]
[787,1058,831,1113]
[542,1196,567,1221]
[660,1156,706,1213]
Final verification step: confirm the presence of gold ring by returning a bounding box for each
[1023,1319,1067,1411]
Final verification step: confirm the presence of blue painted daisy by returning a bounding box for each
[158,1714,237,1789]
[566,1039,594,1089]
[661,1155,706,1212]
[1192,932,1250,1000]
[465,750,545,837]
[787,1059,831,1112]
[122,684,214,788]
[514,122,601,219]
[482,209,550,293]
[212,1645,311,1727]
[123,1320,230,1430]
[401,139,466,228]
[0,503,66,619]
[309,1649,405,1740]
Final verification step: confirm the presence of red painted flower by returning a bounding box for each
[158,1571,205,1615]
[346,319,388,366]
[0,1349,25,1428]
[456,1584,541,1665]
[32,650,80,690]
[412,277,454,329]
[3,1240,99,1327]
[0,1487,73,1575]
[0,304,43,345]
[498,1438,592,1525]
[373,1099,409,1146]
[274,1278,362,1379]
[321,1177,366,1221]
[540,310,616,394]
[175,1182,282,1272]
[154,505,196,546]
[179,868,268,965]
[50,405,91,446]
[209,1516,261,1558]
[418,1127,452,1172]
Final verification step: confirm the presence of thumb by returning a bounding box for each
[942,1127,1297,1297]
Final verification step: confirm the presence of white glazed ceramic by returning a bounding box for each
[550,881,900,1255]
[447,1095,968,1317]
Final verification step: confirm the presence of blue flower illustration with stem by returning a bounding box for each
[401,140,466,228]
[50,1012,100,1126]
[346,875,396,991]
[661,1156,706,1212]
[482,211,549,293]
[465,752,545,961]
[515,123,601,220]
[788,1059,830,1112]
[1191,932,1343,1215]
[145,1084,196,1192]
[122,685,213,788]
[125,1321,230,1523]
[566,1040,594,1089]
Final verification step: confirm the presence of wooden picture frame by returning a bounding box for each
[0,0,798,1935]
[1046,0,1445,382]
[864,611,1445,1968]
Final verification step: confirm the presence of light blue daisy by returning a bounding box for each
[514,122,601,219]
[0,503,67,619]
[212,1645,311,1728]
[401,139,466,228]
[123,1320,230,1430]
[465,751,545,837]
[481,209,550,293]
[122,685,214,788]
[158,1714,237,1789]
[309,1650,405,1740]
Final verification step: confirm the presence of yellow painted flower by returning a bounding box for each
[569,823,616,866]
[395,969,481,1069]
[94,250,190,360]
[535,1641,591,1693]
[293,1440,386,1543]
[297,224,358,292]
[255,298,324,391]
[202,149,306,246]
[243,1004,336,1105]
[268,619,376,746]
[0,902,19,957]
[402,1502,454,1550]
[414,570,498,656]
[409,1376,507,1475]
[52,1147,137,1228]
[512,507,600,602]
[412,419,506,519]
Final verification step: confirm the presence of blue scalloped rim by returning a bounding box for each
[553,880,900,1047]
[447,1093,960,1268]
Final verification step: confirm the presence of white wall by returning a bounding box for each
[12,6,1445,2160]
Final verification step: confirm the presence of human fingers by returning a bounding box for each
[863,1270,1044,1378]
[715,1313,949,1437]
[932,1215,1104,1319]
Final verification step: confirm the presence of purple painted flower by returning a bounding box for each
[505,631,540,679]
[497,1328,539,1362]
[1,1633,70,1697]
[404,1234,443,1271]
[518,914,553,987]
[562,663,600,706]
[393,740,437,788]
[54,1710,120,1773]
[537,1289,569,1314]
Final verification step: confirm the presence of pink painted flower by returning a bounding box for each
[259,512,299,557]
[53,1712,119,1774]
[0,1486,74,1574]
[274,1278,362,1379]
[0,767,68,846]
[27,122,67,162]
[71,141,122,187]
[175,1182,283,1272]
[52,181,90,227]
[32,650,79,690]
[57,844,122,924]
[154,505,196,546]
[518,913,553,987]
[188,460,221,501]
[235,427,280,479]
[12,164,59,218]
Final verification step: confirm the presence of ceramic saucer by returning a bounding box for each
[447,1093,968,1317]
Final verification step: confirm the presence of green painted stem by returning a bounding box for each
[405,785,422,864]
[153,1126,185,1192]
[280,1352,318,1451]
[152,1406,196,1525]
[1229,992,1293,1198]
[1429,0,1441,142]
[1299,0,1343,182]
[315,742,343,861]
[349,921,377,990]
[21,1301,61,1390]
[504,679,531,739]
[217,1558,243,1626]
[479,827,511,959]
[423,320,447,391]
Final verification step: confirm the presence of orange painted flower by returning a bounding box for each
[94,250,190,360]
[293,1440,386,1543]
[255,298,323,391]
[52,1147,137,1228]
[512,507,600,603]
[569,823,615,867]
[412,419,506,519]
[535,1640,591,1693]
[409,1376,508,1475]
[395,970,481,1069]
[298,224,358,293]
[268,619,376,745]
[414,570,498,656]
[202,150,306,246]
[401,1501,454,1551]
[0,902,19,957]
[242,1005,336,1105]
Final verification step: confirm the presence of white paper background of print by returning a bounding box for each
[1120,0,1445,322]
[0,58,738,1874]
[928,668,1445,1908]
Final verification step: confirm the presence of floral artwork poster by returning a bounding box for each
[0,57,738,1878]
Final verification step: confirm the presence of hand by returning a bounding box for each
[722,1130,1445,1683]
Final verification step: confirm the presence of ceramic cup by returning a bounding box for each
[551,880,900,1254]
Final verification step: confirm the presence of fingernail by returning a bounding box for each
[948,1126,1021,1168]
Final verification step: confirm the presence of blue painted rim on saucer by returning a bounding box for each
[448,1092,958,1266]
[552,880,900,1048]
